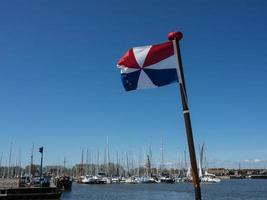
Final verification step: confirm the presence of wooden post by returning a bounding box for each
[168,32,202,200]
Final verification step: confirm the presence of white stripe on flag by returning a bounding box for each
[133,45,152,68]
[137,70,157,89]
[144,55,178,70]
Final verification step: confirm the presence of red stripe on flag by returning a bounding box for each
[117,48,140,69]
[143,41,174,68]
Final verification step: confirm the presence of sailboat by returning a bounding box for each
[139,155,157,184]
[199,143,221,183]
[158,139,175,183]
[201,171,221,183]
[185,165,193,182]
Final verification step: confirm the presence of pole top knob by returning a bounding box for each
[168,31,183,41]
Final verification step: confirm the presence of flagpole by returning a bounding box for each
[168,32,202,200]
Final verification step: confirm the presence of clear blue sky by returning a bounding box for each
[0,0,266,169]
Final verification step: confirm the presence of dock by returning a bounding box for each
[0,179,61,200]
[0,187,61,200]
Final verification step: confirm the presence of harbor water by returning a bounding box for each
[61,179,267,200]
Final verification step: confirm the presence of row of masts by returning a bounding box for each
[0,142,22,178]
[76,137,200,178]
[0,142,34,178]
[0,140,209,179]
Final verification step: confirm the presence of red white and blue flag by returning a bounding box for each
[117,41,179,91]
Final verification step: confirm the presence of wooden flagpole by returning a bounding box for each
[168,32,202,200]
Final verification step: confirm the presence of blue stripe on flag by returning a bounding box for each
[121,70,141,91]
[143,69,178,87]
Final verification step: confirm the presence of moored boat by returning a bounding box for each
[140,176,158,184]
[201,172,221,183]
[55,176,72,190]
[160,176,175,183]
[81,175,95,184]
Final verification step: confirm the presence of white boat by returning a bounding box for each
[111,177,120,183]
[102,176,112,184]
[201,171,221,183]
[94,173,108,184]
[125,177,139,184]
[140,176,158,183]
[81,175,95,184]
[198,143,221,183]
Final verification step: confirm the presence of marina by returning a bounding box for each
[0,141,266,199]
[0,0,266,200]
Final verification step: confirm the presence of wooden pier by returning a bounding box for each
[0,179,61,200]
[0,187,61,200]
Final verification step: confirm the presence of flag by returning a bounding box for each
[39,147,43,153]
[117,41,178,91]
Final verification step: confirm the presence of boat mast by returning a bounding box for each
[81,148,84,176]
[184,150,187,170]
[121,153,124,177]
[138,150,141,177]
[126,152,129,177]
[86,148,89,175]
[199,144,204,178]
[177,148,181,176]
[146,155,151,177]
[3,158,8,178]
[131,151,134,176]
[106,136,110,176]
[29,143,34,177]
[149,144,152,176]
[17,148,21,177]
[8,142,13,178]
[56,158,59,177]
[0,152,3,178]
[116,151,119,177]
[90,150,93,175]
[96,148,99,175]
[160,137,164,175]
[63,157,67,176]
